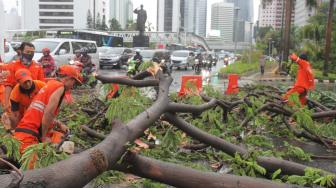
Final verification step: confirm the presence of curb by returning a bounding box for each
[243,78,335,83]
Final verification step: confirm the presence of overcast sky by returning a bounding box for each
[2,0,261,32]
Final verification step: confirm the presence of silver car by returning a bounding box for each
[170,50,195,70]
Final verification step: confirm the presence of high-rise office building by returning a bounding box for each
[258,0,294,29]
[109,0,133,29]
[210,2,234,41]
[180,0,207,36]
[21,0,108,30]
[157,0,181,32]
[195,0,207,36]
[226,0,253,22]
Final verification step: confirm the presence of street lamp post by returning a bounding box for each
[234,7,240,58]
[268,38,272,57]
[249,22,253,64]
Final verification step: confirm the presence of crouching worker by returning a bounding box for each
[13,65,82,159]
[8,69,46,129]
[283,53,315,105]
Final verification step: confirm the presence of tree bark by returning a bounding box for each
[163,113,336,181]
[115,152,302,188]
[80,125,106,140]
[96,74,159,87]
[283,0,294,62]
[17,72,172,188]
[167,99,218,114]
[323,0,335,76]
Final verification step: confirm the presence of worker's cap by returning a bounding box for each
[58,65,83,84]
[15,69,32,84]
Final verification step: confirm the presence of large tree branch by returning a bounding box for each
[114,152,300,188]
[96,74,159,87]
[163,113,248,156]
[131,71,153,80]
[163,113,336,180]
[167,99,218,114]
[311,110,336,119]
[18,72,172,188]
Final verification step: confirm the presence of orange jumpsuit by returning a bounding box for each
[14,80,65,154]
[283,56,315,105]
[10,80,46,117]
[1,60,45,110]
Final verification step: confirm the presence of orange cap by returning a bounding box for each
[15,69,32,84]
[58,65,83,84]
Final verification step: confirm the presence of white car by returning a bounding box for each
[32,38,99,67]
[3,42,17,63]
[170,50,195,70]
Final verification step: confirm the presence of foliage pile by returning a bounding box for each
[1,83,336,187]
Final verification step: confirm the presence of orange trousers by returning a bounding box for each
[283,86,307,105]
[14,131,64,169]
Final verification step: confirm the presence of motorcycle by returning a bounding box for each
[203,60,212,71]
[69,60,97,88]
[224,57,229,66]
[127,59,137,76]
[194,59,201,74]
[159,59,172,75]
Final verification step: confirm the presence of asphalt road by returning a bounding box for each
[97,60,228,92]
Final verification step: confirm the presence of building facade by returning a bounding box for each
[258,0,296,29]
[21,0,108,30]
[210,2,234,42]
[294,0,315,27]
[195,0,207,36]
[109,0,133,29]
[4,8,21,30]
[225,0,253,22]
[157,0,181,32]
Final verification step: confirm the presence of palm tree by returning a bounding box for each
[323,0,335,76]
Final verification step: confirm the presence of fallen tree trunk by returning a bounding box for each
[114,152,301,188]
[163,113,336,181]
[15,72,172,188]
[96,74,159,87]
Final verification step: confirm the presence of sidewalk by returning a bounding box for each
[242,64,292,82]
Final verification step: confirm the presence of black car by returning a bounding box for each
[99,47,133,69]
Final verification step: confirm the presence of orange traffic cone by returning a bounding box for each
[178,75,202,96]
[225,74,239,94]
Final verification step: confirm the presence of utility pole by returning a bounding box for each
[279,0,285,72]
[249,22,253,64]
[283,0,293,62]
[234,7,240,56]
[93,0,96,29]
[323,0,335,76]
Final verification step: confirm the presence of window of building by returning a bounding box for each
[40,19,74,24]
[40,0,73,2]
[39,5,73,9]
[39,12,73,16]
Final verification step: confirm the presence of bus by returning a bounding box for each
[56,30,123,47]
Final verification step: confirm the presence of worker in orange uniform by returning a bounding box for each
[8,69,46,129]
[38,48,56,77]
[283,53,315,105]
[13,65,82,156]
[2,42,45,114]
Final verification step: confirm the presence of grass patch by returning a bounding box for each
[313,70,336,81]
